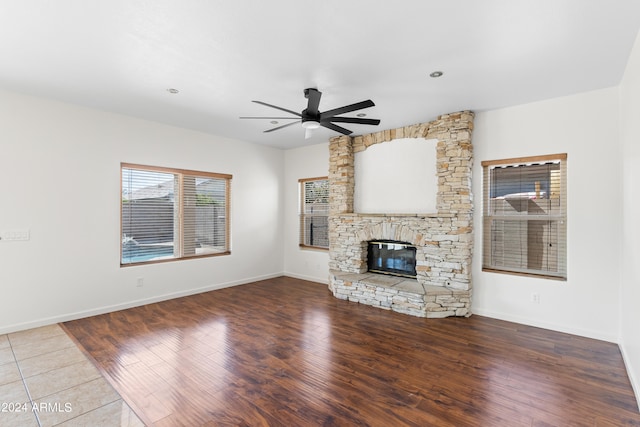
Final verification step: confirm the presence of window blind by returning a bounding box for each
[299,177,329,249]
[121,163,231,266]
[481,154,567,279]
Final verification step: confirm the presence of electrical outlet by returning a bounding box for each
[136,278,144,288]
[531,293,540,304]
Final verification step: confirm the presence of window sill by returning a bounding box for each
[482,268,566,281]
[299,244,329,252]
[121,251,231,267]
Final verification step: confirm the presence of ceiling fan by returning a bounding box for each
[240,88,380,139]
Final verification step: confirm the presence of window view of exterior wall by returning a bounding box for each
[299,177,329,249]
[482,154,567,279]
[121,163,231,266]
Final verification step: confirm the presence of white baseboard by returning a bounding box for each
[283,271,329,285]
[472,307,618,343]
[619,343,640,412]
[0,272,284,335]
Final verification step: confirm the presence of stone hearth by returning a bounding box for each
[328,111,474,318]
[329,271,471,318]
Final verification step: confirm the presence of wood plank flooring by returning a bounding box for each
[62,276,640,426]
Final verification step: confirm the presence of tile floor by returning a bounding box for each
[0,324,144,427]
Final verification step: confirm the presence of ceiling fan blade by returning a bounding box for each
[305,88,322,116]
[264,121,300,133]
[252,100,302,117]
[324,117,381,126]
[239,116,300,119]
[321,121,353,135]
[320,100,375,120]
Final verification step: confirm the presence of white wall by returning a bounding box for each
[619,29,640,409]
[472,87,622,342]
[283,142,330,283]
[354,138,438,214]
[2,67,637,407]
[0,89,285,334]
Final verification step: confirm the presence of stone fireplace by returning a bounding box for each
[328,111,474,318]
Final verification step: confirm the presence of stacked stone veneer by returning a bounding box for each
[328,111,474,318]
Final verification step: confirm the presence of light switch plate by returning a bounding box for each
[0,229,30,241]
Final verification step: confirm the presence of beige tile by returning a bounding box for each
[24,358,102,400]
[0,406,39,427]
[0,379,30,404]
[2,325,135,426]
[0,334,9,350]
[18,345,87,378]
[8,324,66,347]
[0,346,15,366]
[0,361,22,386]
[55,400,145,427]
[33,377,120,426]
[11,333,76,361]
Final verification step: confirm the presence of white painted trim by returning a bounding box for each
[0,272,283,335]
[283,272,328,285]
[472,308,618,343]
[619,343,640,412]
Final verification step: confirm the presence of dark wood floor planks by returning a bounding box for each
[62,276,640,426]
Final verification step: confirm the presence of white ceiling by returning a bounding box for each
[1,1,639,149]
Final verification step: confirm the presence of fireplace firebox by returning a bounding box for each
[367,240,417,278]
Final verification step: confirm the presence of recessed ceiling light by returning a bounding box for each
[356,113,367,117]
[166,88,179,94]
[270,120,279,125]
[429,71,443,78]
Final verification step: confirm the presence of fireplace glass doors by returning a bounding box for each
[367,240,417,278]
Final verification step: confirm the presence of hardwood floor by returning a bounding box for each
[62,277,640,426]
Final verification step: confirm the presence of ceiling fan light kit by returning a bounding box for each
[301,120,320,129]
[240,88,380,138]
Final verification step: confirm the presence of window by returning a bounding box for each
[121,163,231,266]
[481,154,567,279]
[299,177,329,249]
